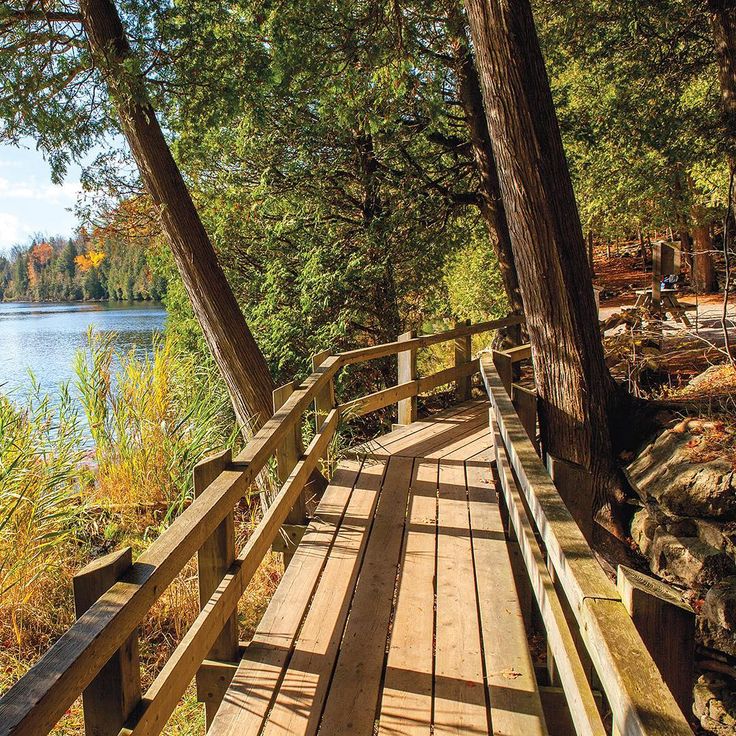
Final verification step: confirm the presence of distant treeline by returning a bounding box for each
[0,234,166,302]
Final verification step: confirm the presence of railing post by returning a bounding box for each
[312,350,336,432]
[397,330,418,425]
[616,565,695,718]
[454,319,472,401]
[492,349,514,397]
[273,382,308,566]
[73,548,141,736]
[194,449,239,727]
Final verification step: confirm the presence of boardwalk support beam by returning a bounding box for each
[194,449,239,727]
[454,319,472,401]
[273,382,308,567]
[73,548,141,736]
[397,330,418,425]
[616,565,695,717]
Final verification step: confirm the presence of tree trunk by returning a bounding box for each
[692,207,719,294]
[709,0,736,176]
[638,227,647,269]
[79,0,275,431]
[449,18,524,318]
[464,0,622,526]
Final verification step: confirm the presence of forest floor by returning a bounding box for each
[593,250,736,392]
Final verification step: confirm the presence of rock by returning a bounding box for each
[704,578,736,632]
[650,531,735,587]
[693,674,736,735]
[627,429,736,520]
[631,508,657,556]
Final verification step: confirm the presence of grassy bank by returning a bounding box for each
[0,332,281,735]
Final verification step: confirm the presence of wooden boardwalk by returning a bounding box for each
[210,401,547,735]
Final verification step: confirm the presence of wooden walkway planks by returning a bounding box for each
[435,461,489,735]
[209,462,364,736]
[211,401,545,736]
[318,456,414,735]
[466,464,547,735]
[377,460,438,736]
[262,460,386,736]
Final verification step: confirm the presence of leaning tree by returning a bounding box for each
[464,0,627,535]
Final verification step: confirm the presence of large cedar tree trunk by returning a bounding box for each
[464,0,622,523]
[79,0,275,430]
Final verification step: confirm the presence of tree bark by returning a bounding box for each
[449,18,524,317]
[464,0,622,524]
[79,0,275,431]
[692,207,719,293]
[709,0,736,175]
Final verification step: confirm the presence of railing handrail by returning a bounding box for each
[479,353,693,736]
[0,315,515,736]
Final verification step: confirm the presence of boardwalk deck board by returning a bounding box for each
[210,401,545,736]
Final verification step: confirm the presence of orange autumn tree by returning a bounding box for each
[74,250,106,273]
[27,241,54,288]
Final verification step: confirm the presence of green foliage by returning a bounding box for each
[444,232,508,323]
[158,0,490,384]
[536,0,728,237]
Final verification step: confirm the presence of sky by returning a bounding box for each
[0,140,83,253]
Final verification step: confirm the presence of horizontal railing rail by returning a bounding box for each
[480,352,693,736]
[0,315,518,736]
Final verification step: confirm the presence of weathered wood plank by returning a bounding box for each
[617,566,695,716]
[338,315,523,366]
[311,350,336,433]
[73,548,141,736]
[466,462,548,736]
[492,421,605,736]
[434,462,488,735]
[208,461,363,736]
[421,410,489,460]
[377,460,437,736]
[454,319,472,402]
[261,459,386,736]
[339,361,479,419]
[318,456,414,735]
[481,354,618,610]
[194,449,238,725]
[481,355,692,736]
[582,598,692,736]
[350,401,486,459]
[397,330,418,425]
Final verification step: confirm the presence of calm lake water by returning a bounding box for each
[0,301,167,398]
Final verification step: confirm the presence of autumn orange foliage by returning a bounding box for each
[74,250,106,273]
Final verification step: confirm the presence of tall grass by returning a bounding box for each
[75,330,239,513]
[0,333,283,735]
[0,380,87,647]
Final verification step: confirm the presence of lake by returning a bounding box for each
[0,301,167,398]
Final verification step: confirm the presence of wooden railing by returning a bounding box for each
[0,315,520,736]
[481,350,694,736]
